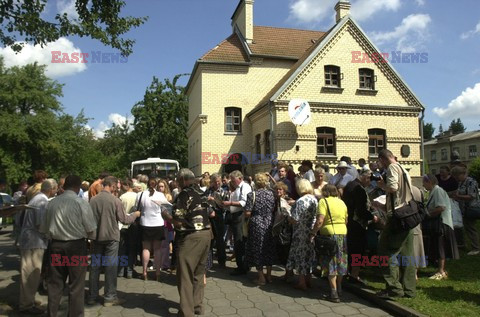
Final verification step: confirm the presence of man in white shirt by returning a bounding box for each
[329,161,355,196]
[222,170,251,275]
[340,156,359,179]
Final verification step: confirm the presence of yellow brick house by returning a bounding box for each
[186,0,424,177]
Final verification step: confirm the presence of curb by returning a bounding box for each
[344,283,429,317]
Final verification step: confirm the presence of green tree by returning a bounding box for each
[128,75,188,167]
[96,120,131,178]
[0,0,147,56]
[469,157,480,184]
[0,58,106,185]
[423,122,435,140]
[448,118,466,134]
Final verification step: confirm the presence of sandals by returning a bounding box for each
[429,272,448,280]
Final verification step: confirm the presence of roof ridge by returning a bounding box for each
[254,25,325,33]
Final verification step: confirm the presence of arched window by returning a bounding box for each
[225,107,241,132]
[264,130,271,155]
[317,127,336,156]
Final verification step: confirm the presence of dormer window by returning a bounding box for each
[325,65,341,87]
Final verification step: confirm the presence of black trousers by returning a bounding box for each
[47,239,87,317]
[230,212,246,271]
[212,211,226,265]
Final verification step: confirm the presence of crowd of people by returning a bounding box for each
[2,148,479,316]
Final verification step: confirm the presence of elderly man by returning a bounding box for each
[223,170,252,275]
[41,175,97,317]
[329,161,355,196]
[375,149,416,299]
[18,179,57,315]
[88,176,140,306]
[162,168,211,317]
[205,173,229,268]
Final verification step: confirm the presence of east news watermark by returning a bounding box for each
[51,51,128,64]
[351,51,428,64]
[351,254,428,267]
[201,152,278,165]
[51,254,129,267]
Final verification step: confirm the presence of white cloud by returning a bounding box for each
[433,83,480,119]
[57,0,79,20]
[289,0,337,24]
[288,0,403,24]
[350,0,401,22]
[461,21,480,40]
[87,113,134,139]
[369,14,431,52]
[0,37,86,77]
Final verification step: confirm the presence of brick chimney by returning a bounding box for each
[335,0,351,23]
[231,0,254,43]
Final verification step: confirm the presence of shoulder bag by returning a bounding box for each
[390,165,426,232]
[421,193,444,236]
[314,198,338,257]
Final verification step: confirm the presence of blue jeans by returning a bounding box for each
[89,240,120,301]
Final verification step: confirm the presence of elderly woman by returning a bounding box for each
[310,184,348,303]
[272,182,293,271]
[451,166,480,255]
[423,174,459,280]
[245,173,276,285]
[312,167,328,200]
[286,179,318,290]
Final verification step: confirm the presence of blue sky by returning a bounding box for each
[1,0,479,136]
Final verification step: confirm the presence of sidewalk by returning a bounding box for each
[0,228,392,316]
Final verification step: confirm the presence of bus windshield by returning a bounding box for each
[132,162,178,178]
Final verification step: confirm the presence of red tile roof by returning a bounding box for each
[249,26,325,58]
[200,33,249,63]
[200,26,325,63]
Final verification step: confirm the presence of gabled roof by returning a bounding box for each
[248,26,325,59]
[200,26,325,63]
[249,15,425,115]
[200,33,249,63]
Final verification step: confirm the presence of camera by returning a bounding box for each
[370,174,383,182]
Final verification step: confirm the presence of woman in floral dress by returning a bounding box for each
[286,179,318,290]
[245,173,276,285]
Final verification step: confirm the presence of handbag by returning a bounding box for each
[314,198,338,257]
[242,191,255,237]
[451,199,463,228]
[465,205,480,219]
[391,165,426,232]
[422,193,444,236]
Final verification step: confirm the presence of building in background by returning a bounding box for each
[425,130,480,174]
[186,0,424,176]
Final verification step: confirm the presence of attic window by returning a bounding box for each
[359,68,375,90]
[325,65,341,87]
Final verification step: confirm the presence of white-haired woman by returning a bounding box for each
[286,179,318,290]
[245,173,276,285]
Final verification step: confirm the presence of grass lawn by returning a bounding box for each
[360,244,480,316]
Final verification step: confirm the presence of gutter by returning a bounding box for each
[269,100,275,156]
[420,109,425,174]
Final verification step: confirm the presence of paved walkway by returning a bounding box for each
[0,228,392,316]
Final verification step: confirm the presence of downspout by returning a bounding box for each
[270,101,275,159]
[420,109,425,175]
